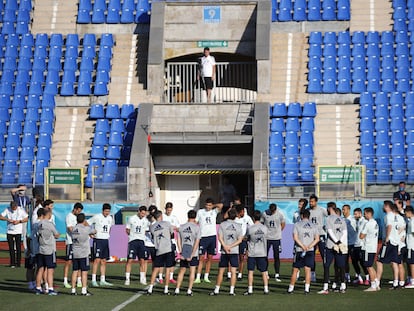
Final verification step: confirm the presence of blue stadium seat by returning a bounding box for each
[21,132,36,147]
[16,70,30,84]
[121,2,134,24]
[381,43,394,57]
[269,170,284,187]
[79,0,92,10]
[352,31,365,44]
[77,82,92,95]
[309,32,322,44]
[82,46,95,59]
[5,146,18,160]
[42,94,56,109]
[39,120,54,134]
[107,7,121,23]
[393,18,407,32]
[100,34,114,47]
[302,102,316,117]
[60,81,75,96]
[106,145,121,159]
[270,131,283,145]
[323,31,337,44]
[6,132,20,147]
[97,57,111,71]
[8,120,22,134]
[66,34,79,47]
[307,0,321,20]
[299,143,314,157]
[111,119,125,132]
[103,159,118,174]
[269,143,284,156]
[94,81,108,96]
[301,117,314,131]
[408,143,414,155]
[90,104,105,119]
[337,0,350,20]
[323,44,337,57]
[10,108,25,121]
[278,0,292,21]
[308,55,322,69]
[375,116,389,131]
[391,142,405,157]
[396,30,408,43]
[93,131,108,146]
[95,119,110,132]
[397,78,410,92]
[77,9,91,23]
[360,117,374,131]
[109,131,123,145]
[361,144,374,157]
[37,147,51,161]
[390,116,404,131]
[367,78,380,93]
[322,0,336,20]
[63,57,77,71]
[360,130,374,144]
[106,104,121,119]
[48,57,62,71]
[287,102,301,117]
[285,130,298,145]
[390,102,404,118]
[337,78,351,93]
[38,133,52,148]
[23,120,38,134]
[408,156,414,169]
[375,129,389,145]
[293,0,306,21]
[309,43,322,57]
[40,108,54,122]
[322,78,336,93]
[20,146,35,160]
[12,94,26,108]
[300,130,314,145]
[376,168,391,183]
[376,142,391,156]
[285,117,300,131]
[91,144,105,159]
[338,45,351,58]
[308,78,322,93]
[65,45,79,58]
[360,156,374,170]
[338,31,351,44]
[121,104,135,119]
[0,93,11,109]
[285,143,299,156]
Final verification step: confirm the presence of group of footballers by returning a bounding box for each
[11,192,414,296]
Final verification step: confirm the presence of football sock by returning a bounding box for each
[49,287,54,292]
[229,286,235,294]
[358,275,363,282]
[393,280,398,287]
[92,274,97,282]
[148,284,154,292]
[204,273,209,280]
[158,273,163,280]
[399,281,405,287]
[264,285,269,292]
[340,283,346,290]
[187,289,192,294]
[196,273,201,280]
[275,274,280,278]
[100,275,106,282]
[305,283,310,292]
[227,272,231,278]
[214,285,220,293]
[238,273,242,278]
[370,281,377,288]
[64,277,68,284]
[323,283,329,291]
[81,287,87,295]
[71,288,76,294]
[169,272,174,280]
[140,272,146,279]
[125,272,130,281]
[164,285,169,293]
[288,285,294,292]
[248,285,253,293]
[365,275,370,281]
[77,277,81,284]
[175,288,179,294]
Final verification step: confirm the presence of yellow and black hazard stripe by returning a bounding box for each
[159,169,250,175]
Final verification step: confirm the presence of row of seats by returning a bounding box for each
[0,0,32,34]
[308,30,414,93]
[77,0,150,24]
[271,0,350,22]
[269,101,317,117]
[86,103,138,187]
[269,103,316,187]
[0,33,114,97]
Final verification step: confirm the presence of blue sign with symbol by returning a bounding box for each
[203,6,221,23]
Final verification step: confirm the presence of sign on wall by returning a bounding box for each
[46,168,84,201]
[203,6,221,23]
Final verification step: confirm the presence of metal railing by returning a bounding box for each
[165,61,257,103]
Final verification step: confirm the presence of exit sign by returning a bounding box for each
[197,40,228,48]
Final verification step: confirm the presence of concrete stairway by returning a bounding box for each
[313,103,360,167]
[350,0,393,32]
[50,107,95,169]
[259,32,308,104]
[107,32,157,105]
[31,0,77,34]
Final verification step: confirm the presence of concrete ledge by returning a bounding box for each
[271,21,350,33]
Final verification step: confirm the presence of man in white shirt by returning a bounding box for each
[198,47,216,103]
[376,200,406,290]
[0,201,28,267]
[163,202,180,284]
[195,198,222,283]
[88,203,114,287]
[360,207,379,292]
[234,204,253,280]
[404,205,414,288]
[63,203,84,288]
[125,205,150,286]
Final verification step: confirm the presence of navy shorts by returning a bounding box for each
[239,240,248,255]
[25,255,36,269]
[145,246,156,260]
[219,253,239,268]
[180,257,199,268]
[378,243,400,264]
[66,244,73,261]
[73,257,90,271]
[324,248,346,268]
[399,246,407,263]
[293,250,315,269]
[199,235,216,256]
[93,239,110,260]
[247,257,267,272]
[267,239,281,256]
[201,77,213,90]
[37,253,56,269]
[127,239,147,260]
[406,249,414,265]
[362,251,376,268]
[153,252,175,268]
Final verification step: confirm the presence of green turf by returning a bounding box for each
[0,251,412,311]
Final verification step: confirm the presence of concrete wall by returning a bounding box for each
[164,3,257,59]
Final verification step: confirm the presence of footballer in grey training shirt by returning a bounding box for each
[150,220,174,256]
[246,223,268,257]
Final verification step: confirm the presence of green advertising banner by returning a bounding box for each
[48,168,82,185]
[318,165,364,183]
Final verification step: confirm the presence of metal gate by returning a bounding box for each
[165,62,257,103]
